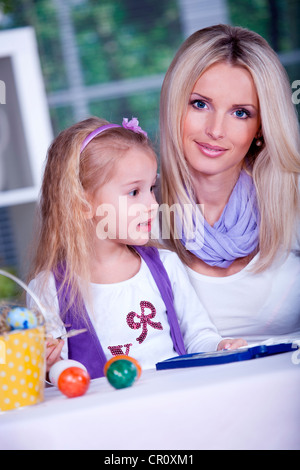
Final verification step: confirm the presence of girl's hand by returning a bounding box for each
[217,338,248,351]
[46,335,64,372]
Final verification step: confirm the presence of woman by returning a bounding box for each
[159,24,300,343]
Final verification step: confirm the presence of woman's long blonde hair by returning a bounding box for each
[29,117,153,317]
[160,24,300,271]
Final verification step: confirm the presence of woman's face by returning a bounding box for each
[183,62,260,180]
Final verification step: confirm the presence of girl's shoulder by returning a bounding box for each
[27,271,61,327]
[136,244,182,266]
[156,248,188,278]
[157,247,181,263]
[28,270,55,289]
[27,270,57,307]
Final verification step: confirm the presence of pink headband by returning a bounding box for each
[80,117,147,153]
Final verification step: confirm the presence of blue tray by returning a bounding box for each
[156,342,297,370]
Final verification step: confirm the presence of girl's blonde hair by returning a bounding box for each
[29,116,154,318]
[160,24,300,271]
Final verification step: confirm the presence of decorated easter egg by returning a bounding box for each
[57,367,90,398]
[6,307,38,330]
[104,355,141,389]
[49,359,87,386]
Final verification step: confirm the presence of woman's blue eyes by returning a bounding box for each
[191,99,206,109]
[191,99,251,119]
[233,109,251,119]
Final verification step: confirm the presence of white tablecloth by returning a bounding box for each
[0,351,299,450]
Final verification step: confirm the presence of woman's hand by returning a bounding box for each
[217,338,248,351]
[45,335,64,372]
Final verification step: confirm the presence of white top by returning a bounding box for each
[27,249,222,370]
[185,250,300,345]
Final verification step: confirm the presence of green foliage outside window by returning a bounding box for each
[0,0,299,134]
[0,0,182,137]
[0,0,182,93]
[73,0,181,84]
[228,0,300,52]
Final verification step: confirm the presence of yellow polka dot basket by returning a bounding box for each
[0,270,46,412]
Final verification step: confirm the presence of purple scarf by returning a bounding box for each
[180,171,259,268]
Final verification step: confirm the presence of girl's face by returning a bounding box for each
[183,62,260,180]
[91,146,158,245]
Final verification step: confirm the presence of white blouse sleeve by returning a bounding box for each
[27,272,68,359]
[159,249,223,352]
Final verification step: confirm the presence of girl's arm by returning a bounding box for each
[27,272,69,371]
[45,335,64,372]
[159,250,247,352]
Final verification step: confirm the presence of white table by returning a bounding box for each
[0,351,299,450]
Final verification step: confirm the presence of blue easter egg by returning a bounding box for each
[6,307,38,330]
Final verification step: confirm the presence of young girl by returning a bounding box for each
[27,117,245,379]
